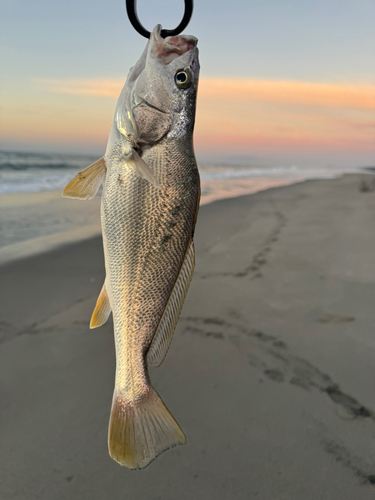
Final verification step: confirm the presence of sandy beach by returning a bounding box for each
[1,173,375,499]
[0,176,303,265]
[0,191,102,265]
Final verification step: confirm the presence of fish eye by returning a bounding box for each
[175,69,192,89]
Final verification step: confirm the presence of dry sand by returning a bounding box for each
[1,173,375,499]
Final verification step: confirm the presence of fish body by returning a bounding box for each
[63,25,200,469]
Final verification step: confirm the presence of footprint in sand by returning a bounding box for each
[318,314,355,324]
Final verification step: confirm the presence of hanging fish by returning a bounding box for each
[63,25,200,469]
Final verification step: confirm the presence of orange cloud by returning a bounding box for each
[199,79,375,110]
[38,78,375,110]
[2,77,373,160]
[37,79,122,98]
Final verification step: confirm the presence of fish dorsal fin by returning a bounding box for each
[126,150,161,189]
[90,282,112,329]
[63,157,106,200]
[193,175,200,237]
[147,240,195,367]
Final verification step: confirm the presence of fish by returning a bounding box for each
[62,25,200,469]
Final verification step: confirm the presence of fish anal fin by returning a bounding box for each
[108,387,186,469]
[63,157,106,200]
[90,282,111,329]
[147,240,195,368]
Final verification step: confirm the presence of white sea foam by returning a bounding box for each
[0,150,369,196]
[0,150,372,264]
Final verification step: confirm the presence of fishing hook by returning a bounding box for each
[126,0,194,39]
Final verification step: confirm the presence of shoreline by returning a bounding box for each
[2,172,374,267]
[0,225,101,267]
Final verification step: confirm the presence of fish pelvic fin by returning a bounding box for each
[62,157,106,200]
[147,240,195,368]
[90,282,111,329]
[126,149,161,190]
[108,386,186,469]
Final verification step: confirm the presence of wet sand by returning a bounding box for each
[0,177,311,264]
[1,173,375,499]
[0,191,101,262]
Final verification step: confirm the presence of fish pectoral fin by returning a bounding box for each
[126,150,161,189]
[62,157,106,200]
[90,282,111,329]
[147,240,195,368]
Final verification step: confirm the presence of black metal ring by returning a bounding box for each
[126,0,194,39]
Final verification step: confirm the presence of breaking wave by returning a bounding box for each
[0,150,369,196]
[0,150,98,171]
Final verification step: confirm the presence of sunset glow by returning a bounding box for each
[38,77,375,110]
[1,0,374,168]
[2,77,374,164]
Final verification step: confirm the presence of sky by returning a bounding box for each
[0,0,374,167]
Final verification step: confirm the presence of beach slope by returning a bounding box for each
[1,173,375,499]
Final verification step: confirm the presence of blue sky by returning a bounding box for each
[1,0,374,81]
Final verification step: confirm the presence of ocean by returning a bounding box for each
[0,149,369,202]
[0,149,372,261]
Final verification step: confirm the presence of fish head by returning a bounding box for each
[130,25,200,145]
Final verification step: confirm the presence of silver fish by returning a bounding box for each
[63,25,200,469]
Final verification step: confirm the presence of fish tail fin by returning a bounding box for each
[108,386,186,469]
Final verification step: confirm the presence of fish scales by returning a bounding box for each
[103,138,199,396]
[63,25,200,469]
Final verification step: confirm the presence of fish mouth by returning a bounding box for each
[134,97,168,115]
[151,24,198,65]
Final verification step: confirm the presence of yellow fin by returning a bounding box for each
[90,282,111,329]
[62,157,106,200]
[108,386,186,469]
[147,240,195,368]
